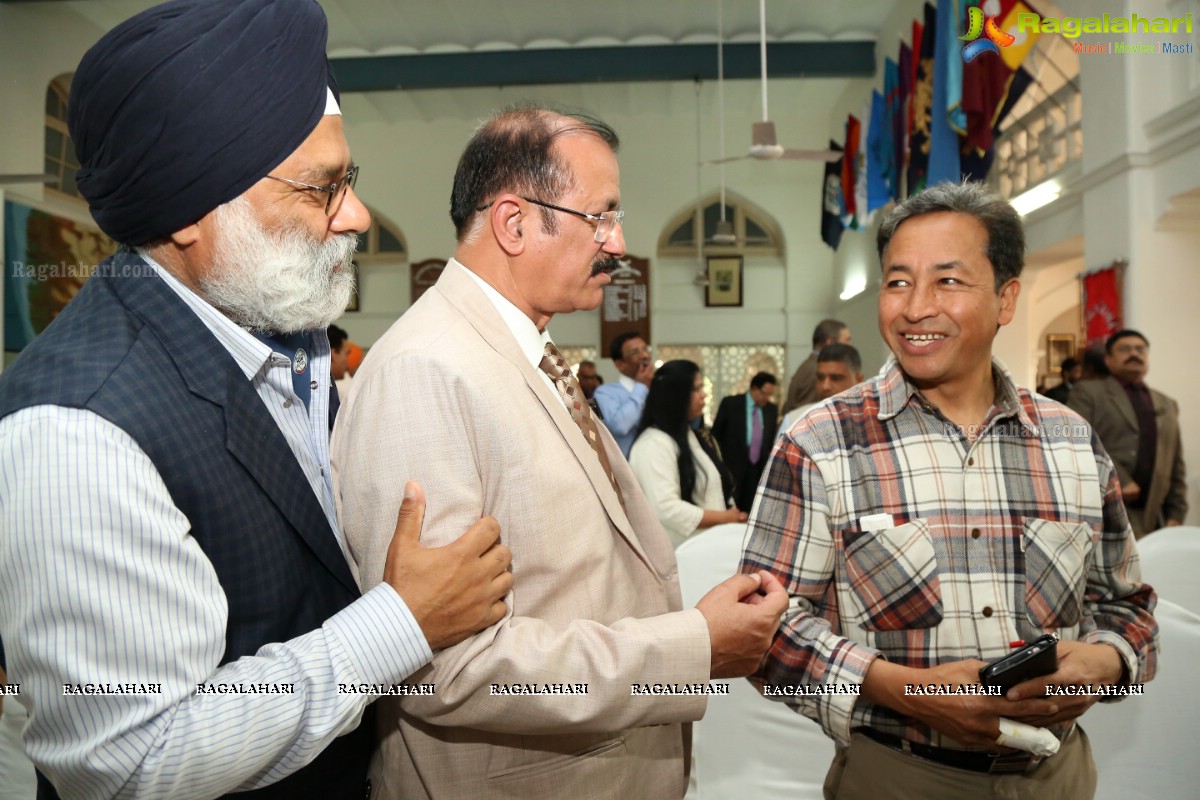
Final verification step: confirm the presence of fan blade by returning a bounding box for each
[779,148,843,162]
[699,155,750,166]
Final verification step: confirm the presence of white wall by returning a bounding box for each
[338,77,843,358]
[4,2,1198,521]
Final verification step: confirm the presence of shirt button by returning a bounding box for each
[310,380,318,389]
[283,398,292,408]
[971,528,981,539]
[982,606,994,618]
[967,457,975,466]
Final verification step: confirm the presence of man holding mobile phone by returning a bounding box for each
[741,182,1158,799]
[594,331,656,457]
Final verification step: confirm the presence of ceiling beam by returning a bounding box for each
[330,41,874,93]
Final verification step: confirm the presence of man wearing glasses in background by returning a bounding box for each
[332,105,788,799]
[595,330,656,458]
[0,1,511,797]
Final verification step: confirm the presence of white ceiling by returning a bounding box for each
[60,0,903,54]
[18,1,1078,144]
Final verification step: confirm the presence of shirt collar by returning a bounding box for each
[619,374,637,392]
[875,354,1037,433]
[137,251,274,381]
[458,258,551,371]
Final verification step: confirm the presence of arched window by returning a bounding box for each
[45,74,84,202]
[354,211,407,263]
[657,191,783,258]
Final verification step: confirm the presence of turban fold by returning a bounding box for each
[68,0,339,245]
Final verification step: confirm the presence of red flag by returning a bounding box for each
[841,114,861,224]
[1083,267,1122,348]
[909,19,924,138]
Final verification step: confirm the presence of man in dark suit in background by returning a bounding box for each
[713,371,779,511]
[1069,329,1188,537]
[1044,356,1081,404]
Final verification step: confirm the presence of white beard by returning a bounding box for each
[200,196,358,333]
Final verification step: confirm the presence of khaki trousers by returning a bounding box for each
[823,727,1096,800]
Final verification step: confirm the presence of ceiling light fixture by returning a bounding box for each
[1010,178,1062,216]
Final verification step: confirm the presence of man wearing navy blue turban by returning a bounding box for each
[0,1,512,797]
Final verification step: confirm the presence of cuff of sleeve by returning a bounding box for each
[1081,630,1138,688]
[825,645,882,746]
[325,583,433,688]
[633,608,712,723]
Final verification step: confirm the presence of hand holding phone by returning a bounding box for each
[979,634,1058,695]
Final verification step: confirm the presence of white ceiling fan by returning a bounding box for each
[701,0,840,167]
[706,0,738,246]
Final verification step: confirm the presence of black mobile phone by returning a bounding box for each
[978,634,1058,694]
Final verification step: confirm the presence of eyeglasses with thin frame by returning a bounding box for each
[475,196,625,243]
[265,164,360,215]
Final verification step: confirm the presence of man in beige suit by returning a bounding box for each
[332,107,788,800]
[1069,329,1187,537]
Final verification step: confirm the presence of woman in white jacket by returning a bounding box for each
[629,360,747,548]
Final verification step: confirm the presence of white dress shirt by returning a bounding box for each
[462,261,555,392]
[0,258,431,799]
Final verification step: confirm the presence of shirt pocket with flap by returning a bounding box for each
[835,518,943,631]
[1021,517,1094,629]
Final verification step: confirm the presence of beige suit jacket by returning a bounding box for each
[331,261,712,800]
[1069,376,1188,537]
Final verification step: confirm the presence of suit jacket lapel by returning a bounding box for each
[113,258,358,594]
[433,262,650,565]
[1105,376,1140,432]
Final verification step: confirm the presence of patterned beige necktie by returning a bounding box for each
[538,341,625,508]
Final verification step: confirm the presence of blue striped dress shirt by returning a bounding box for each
[0,258,431,799]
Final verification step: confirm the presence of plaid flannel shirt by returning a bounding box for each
[740,357,1159,748]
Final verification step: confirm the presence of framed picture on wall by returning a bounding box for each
[1046,333,1075,371]
[705,256,743,307]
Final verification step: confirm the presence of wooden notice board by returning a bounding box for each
[600,255,650,354]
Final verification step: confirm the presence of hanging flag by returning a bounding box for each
[1083,266,1123,348]
[907,3,936,196]
[962,0,1042,159]
[909,19,924,143]
[855,99,870,226]
[820,141,846,251]
[841,114,861,227]
[929,0,963,185]
[866,90,891,213]
[897,42,913,199]
[961,65,1033,181]
[883,57,902,202]
[947,0,967,135]
[999,0,1041,70]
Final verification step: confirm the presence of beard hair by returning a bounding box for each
[200,196,358,333]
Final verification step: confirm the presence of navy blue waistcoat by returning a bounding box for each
[0,250,372,799]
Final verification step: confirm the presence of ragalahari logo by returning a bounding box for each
[961,5,1017,62]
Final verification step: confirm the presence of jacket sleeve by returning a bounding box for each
[1163,399,1188,523]
[334,351,713,736]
